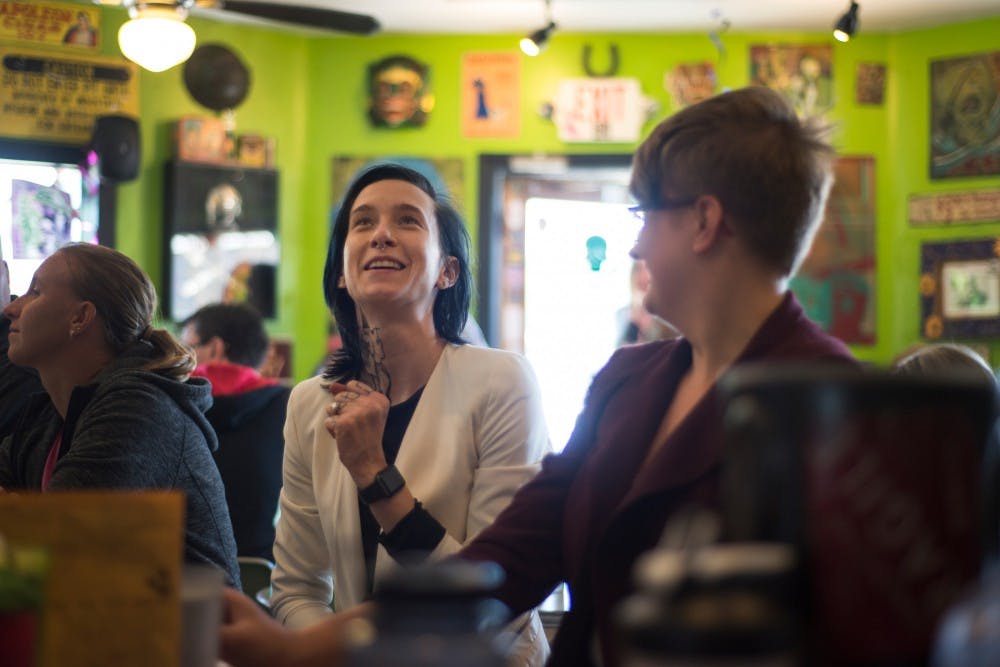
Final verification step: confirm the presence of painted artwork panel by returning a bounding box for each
[856,62,887,105]
[665,61,717,108]
[10,179,73,258]
[941,259,1000,319]
[920,238,1000,339]
[790,156,876,344]
[930,51,1000,179]
[461,52,520,138]
[750,44,833,117]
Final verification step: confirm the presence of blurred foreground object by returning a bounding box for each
[720,365,999,665]
[345,560,511,667]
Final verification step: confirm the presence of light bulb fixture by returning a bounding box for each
[118,2,197,73]
[520,0,556,56]
[833,1,860,43]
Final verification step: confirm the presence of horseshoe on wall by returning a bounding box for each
[582,43,620,77]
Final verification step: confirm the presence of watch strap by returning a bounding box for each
[359,464,405,504]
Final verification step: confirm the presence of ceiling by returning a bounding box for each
[197,0,1000,34]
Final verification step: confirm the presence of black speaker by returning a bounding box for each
[90,115,140,182]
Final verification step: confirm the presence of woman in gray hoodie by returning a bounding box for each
[0,243,239,585]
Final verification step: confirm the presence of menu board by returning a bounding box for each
[0,46,138,144]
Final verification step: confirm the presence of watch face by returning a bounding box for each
[362,464,405,503]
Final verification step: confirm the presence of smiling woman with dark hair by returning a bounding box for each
[269,164,551,665]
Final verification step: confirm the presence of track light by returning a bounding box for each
[521,0,556,56]
[833,1,860,43]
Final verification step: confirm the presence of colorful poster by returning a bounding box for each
[790,156,877,344]
[0,2,100,49]
[0,46,139,144]
[665,62,717,108]
[11,179,74,259]
[750,44,833,117]
[856,62,886,105]
[552,78,647,143]
[461,51,520,138]
[930,51,1000,179]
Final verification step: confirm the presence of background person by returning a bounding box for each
[182,302,291,561]
[891,342,996,384]
[0,243,239,585]
[269,164,551,664]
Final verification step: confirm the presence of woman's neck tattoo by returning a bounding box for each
[360,323,391,395]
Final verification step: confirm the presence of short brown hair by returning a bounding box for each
[630,85,835,276]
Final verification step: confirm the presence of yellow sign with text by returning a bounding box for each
[0,47,138,144]
[0,2,101,49]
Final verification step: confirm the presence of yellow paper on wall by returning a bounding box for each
[0,491,183,667]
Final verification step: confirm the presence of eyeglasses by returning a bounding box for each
[629,197,698,222]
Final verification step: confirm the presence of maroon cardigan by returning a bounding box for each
[460,293,858,667]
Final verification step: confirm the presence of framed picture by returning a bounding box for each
[790,156,876,344]
[920,238,1000,339]
[749,44,833,117]
[930,51,1000,179]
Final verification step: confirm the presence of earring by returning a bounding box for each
[70,326,81,337]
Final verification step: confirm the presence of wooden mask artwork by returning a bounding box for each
[367,55,434,128]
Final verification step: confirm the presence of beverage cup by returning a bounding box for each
[180,564,225,667]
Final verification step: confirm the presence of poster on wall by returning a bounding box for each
[749,44,833,117]
[855,62,886,105]
[552,78,648,143]
[10,179,74,259]
[0,2,100,49]
[461,52,520,138]
[0,46,138,144]
[790,156,876,344]
[665,62,717,108]
[930,51,1000,179]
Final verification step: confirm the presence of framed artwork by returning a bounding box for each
[930,51,1000,179]
[790,156,876,344]
[366,55,433,128]
[665,62,717,108]
[920,238,1000,339]
[750,44,833,117]
[461,52,520,138]
[855,62,886,105]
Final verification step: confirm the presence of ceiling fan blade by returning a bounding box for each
[218,1,380,35]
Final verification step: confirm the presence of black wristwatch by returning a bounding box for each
[359,464,406,504]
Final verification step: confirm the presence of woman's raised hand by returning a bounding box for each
[325,380,391,489]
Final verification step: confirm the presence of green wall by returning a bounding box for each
[8,10,1000,378]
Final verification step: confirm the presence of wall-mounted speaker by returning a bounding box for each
[90,115,140,182]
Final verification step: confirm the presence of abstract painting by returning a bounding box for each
[750,44,833,117]
[790,156,876,344]
[930,51,1000,178]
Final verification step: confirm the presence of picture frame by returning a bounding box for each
[920,238,1000,339]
